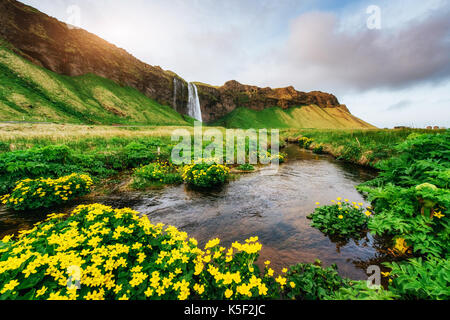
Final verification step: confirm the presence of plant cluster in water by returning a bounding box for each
[308,198,371,240]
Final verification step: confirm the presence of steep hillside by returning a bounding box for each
[0,44,192,125]
[0,0,376,128]
[212,106,376,129]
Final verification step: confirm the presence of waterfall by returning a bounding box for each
[187,83,203,122]
[173,78,177,110]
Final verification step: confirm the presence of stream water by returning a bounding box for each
[0,144,388,280]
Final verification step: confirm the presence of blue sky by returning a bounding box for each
[20,0,450,128]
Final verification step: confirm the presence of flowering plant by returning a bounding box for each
[182,162,230,188]
[0,204,298,300]
[298,137,314,149]
[132,161,182,188]
[1,173,93,211]
[307,198,371,239]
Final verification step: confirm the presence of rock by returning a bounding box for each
[196,80,344,122]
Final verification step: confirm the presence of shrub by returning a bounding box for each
[0,145,73,195]
[325,280,398,300]
[312,144,325,155]
[298,137,313,149]
[123,142,158,168]
[0,145,116,195]
[0,173,93,211]
[307,199,371,239]
[282,262,350,300]
[132,162,182,188]
[182,162,230,188]
[237,164,255,171]
[0,204,339,300]
[257,151,287,164]
[384,257,450,300]
[359,184,449,257]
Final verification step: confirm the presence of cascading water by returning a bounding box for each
[173,78,178,110]
[187,83,203,122]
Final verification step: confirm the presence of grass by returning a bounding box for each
[212,106,376,129]
[281,128,446,166]
[0,124,198,152]
[0,44,192,126]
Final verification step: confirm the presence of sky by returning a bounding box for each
[20,0,450,128]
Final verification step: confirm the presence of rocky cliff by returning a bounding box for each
[0,0,190,115]
[0,0,358,124]
[195,80,346,122]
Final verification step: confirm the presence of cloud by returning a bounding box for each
[387,100,411,111]
[238,6,450,93]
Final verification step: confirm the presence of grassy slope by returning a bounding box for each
[0,44,192,126]
[212,106,376,129]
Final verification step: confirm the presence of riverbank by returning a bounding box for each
[280,128,446,168]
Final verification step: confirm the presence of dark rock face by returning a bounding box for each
[0,0,346,123]
[196,81,344,123]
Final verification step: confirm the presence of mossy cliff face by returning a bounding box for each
[0,0,188,110]
[196,80,346,123]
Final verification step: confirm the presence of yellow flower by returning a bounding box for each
[289,282,296,288]
[365,211,372,217]
[144,288,154,298]
[338,215,344,219]
[0,279,19,294]
[193,284,205,295]
[275,276,287,286]
[433,211,444,219]
[1,235,13,243]
[225,289,233,299]
[394,238,409,254]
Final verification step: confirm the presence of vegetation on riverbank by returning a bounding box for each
[1,173,93,211]
[309,130,450,300]
[0,125,448,300]
[0,203,395,301]
[283,128,446,167]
